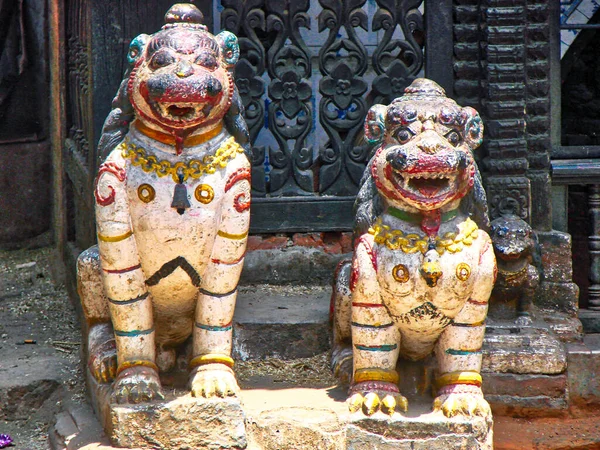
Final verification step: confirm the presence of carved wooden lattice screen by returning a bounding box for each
[219,0,448,232]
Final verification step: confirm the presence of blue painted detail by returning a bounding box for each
[351,322,394,329]
[264,99,271,129]
[264,152,271,184]
[354,343,398,352]
[216,31,240,67]
[114,328,154,337]
[199,287,237,298]
[445,348,482,356]
[108,292,149,305]
[127,34,148,65]
[195,322,233,332]
[337,109,347,119]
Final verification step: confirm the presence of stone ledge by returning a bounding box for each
[346,411,492,450]
[482,323,566,374]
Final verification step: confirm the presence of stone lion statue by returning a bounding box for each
[77,3,250,404]
[331,78,496,417]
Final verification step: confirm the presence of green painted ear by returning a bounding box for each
[216,31,240,69]
[364,104,387,145]
[127,34,149,65]
[462,107,484,149]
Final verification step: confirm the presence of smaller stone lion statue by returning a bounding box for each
[489,214,541,325]
[77,4,250,404]
[331,79,496,417]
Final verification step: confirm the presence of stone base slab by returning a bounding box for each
[87,370,247,449]
[346,412,493,450]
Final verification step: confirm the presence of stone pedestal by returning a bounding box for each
[88,371,247,449]
[346,411,493,450]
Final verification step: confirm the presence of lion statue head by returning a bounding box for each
[97,3,249,160]
[355,78,489,235]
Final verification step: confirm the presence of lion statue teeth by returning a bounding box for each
[78,4,250,404]
[331,78,496,418]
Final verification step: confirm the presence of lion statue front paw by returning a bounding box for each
[189,364,240,398]
[347,381,408,416]
[112,365,164,404]
[87,323,117,384]
[434,385,491,418]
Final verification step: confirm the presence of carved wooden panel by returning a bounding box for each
[221,0,426,231]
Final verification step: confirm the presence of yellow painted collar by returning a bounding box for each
[134,120,223,148]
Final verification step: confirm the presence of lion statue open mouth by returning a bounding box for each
[331,79,496,418]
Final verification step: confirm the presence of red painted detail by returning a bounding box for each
[468,164,475,188]
[102,263,142,274]
[493,264,498,284]
[420,209,441,237]
[479,239,491,264]
[95,162,126,207]
[175,134,185,156]
[372,154,404,203]
[352,302,385,308]
[225,168,251,192]
[233,193,251,213]
[357,235,378,272]
[468,298,488,306]
[211,252,246,265]
[350,257,359,292]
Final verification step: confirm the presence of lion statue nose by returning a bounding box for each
[386,149,408,171]
[416,135,443,154]
[175,60,194,78]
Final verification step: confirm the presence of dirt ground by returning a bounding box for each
[0,246,84,449]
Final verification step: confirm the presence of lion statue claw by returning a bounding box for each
[78,4,250,404]
[331,79,495,418]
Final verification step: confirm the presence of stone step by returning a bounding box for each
[233,285,331,361]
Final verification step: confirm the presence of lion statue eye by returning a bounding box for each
[394,128,414,144]
[445,130,462,146]
[149,50,176,70]
[195,53,219,71]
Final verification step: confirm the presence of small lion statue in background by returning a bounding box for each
[77,4,250,404]
[331,79,496,417]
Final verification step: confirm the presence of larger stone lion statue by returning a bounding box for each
[77,3,250,404]
[331,78,496,417]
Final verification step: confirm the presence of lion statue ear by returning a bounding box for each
[127,34,149,66]
[461,106,484,150]
[216,31,240,69]
[364,104,387,146]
